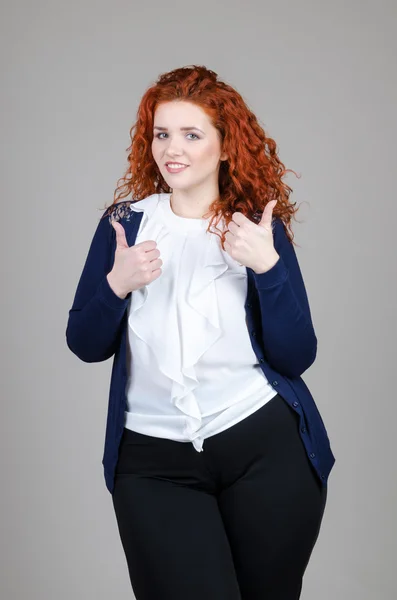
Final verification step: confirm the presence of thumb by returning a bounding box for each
[259,200,277,228]
[111,220,129,249]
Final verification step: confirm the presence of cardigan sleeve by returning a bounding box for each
[65,206,131,363]
[251,217,317,378]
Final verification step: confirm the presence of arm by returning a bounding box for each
[65,208,130,363]
[252,217,317,378]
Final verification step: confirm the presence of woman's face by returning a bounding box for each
[151,100,228,192]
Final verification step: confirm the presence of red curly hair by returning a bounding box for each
[103,65,302,247]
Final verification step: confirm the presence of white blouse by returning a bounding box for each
[124,193,278,451]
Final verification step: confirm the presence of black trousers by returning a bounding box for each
[112,393,328,599]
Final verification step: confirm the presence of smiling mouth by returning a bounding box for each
[165,163,189,172]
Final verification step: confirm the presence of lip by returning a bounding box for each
[165,163,189,173]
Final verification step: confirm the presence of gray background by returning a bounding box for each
[1,0,396,598]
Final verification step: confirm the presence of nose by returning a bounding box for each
[164,138,184,156]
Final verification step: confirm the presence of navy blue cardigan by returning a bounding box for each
[66,201,335,494]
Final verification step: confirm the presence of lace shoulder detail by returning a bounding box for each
[102,201,134,223]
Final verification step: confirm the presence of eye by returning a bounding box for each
[154,132,200,140]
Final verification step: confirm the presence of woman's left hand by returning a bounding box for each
[224,200,280,274]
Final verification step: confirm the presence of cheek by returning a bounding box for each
[151,143,161,164]
[195,142,221,165]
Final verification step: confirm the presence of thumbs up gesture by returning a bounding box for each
[224,200,280,274]
[106,219,163,299]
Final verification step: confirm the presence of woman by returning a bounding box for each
[66,65,335,599]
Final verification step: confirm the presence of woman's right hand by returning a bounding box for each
[106,220,163,299]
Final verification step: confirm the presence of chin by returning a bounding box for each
[164,180,193,191]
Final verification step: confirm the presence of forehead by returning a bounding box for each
[154,101,211,126]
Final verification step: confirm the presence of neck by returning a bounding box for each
[170,190,218,219]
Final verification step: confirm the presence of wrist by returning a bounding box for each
[253,252,280,275]
[106,272,128,300]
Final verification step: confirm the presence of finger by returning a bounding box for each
[231,211,250,226]
[135,240,158,251]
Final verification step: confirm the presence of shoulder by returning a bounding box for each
[101,194,162,224]
[101,200,134,223]
[271,217,297,255]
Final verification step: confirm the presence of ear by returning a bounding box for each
[220,151,228,161]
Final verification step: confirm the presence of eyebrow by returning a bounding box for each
[153,126,205,134]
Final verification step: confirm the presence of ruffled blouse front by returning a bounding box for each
[124,193,277,451]
[127,194,231,439]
